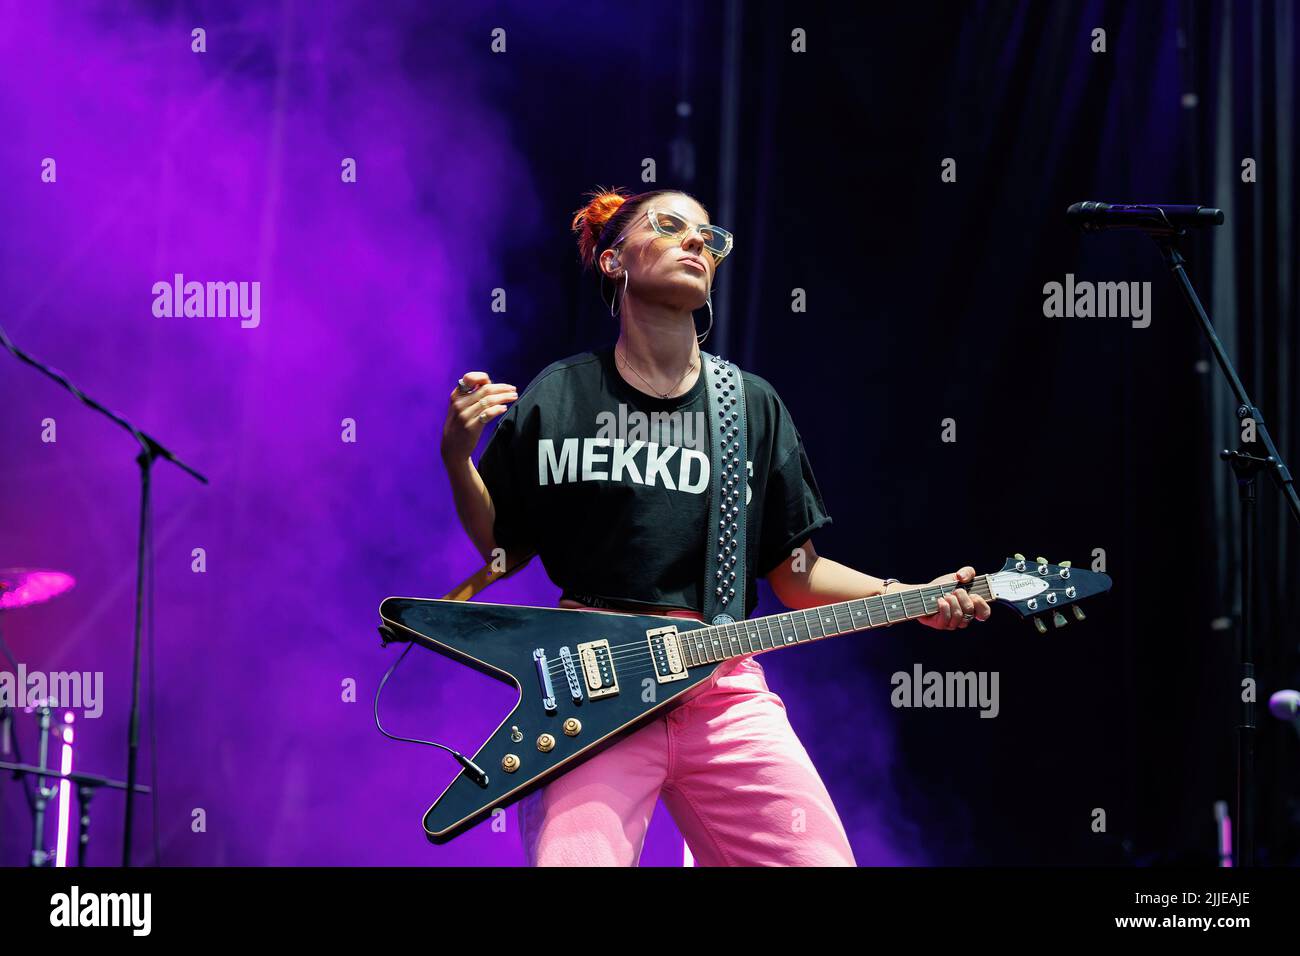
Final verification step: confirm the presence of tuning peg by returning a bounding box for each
[1052,611,1068,629]
[1059,560,1072,568]
[1035,556,1049,566]
[1072,605,1086,622]
[1013,553,1026,561]
[1032,616,1048,635]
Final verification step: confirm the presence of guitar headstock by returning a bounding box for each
[987,554,1112,633]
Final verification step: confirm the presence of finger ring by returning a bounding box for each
[478,411,488,422]
[457,377,474,394]
[962,610,974,621]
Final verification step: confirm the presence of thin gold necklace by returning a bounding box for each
[615,343,697,399]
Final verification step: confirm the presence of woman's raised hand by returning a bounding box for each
[440,371,518,462]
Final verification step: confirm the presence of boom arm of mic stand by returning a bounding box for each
[0,322,208,486]
[1153,237,1300,524]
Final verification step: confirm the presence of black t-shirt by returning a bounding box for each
[474,345,832,618]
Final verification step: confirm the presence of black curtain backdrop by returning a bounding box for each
[1199,0,1300,863]
[483,0,1299,863]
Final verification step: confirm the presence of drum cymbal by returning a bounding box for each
[0,569,76,610]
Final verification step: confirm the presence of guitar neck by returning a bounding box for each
[679,576,993,666]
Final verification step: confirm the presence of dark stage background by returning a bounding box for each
[1,0,1297,866]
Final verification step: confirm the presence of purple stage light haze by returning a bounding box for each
[0,0,916,866]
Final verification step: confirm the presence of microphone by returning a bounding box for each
[1067,201,1224,234]
[1269,689,1300,743]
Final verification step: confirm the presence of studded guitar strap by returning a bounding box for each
[700,350,747,625]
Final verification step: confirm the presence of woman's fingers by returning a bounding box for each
[455,370,491,394]
[474,402,513,423]
[459,387,518,424]
[460,402,511,428]
[454,384,517,422]
[948,596,964,629]
[453,380,515,407]
[937,596,954,627]
[952,588,974,627]
[916,567,994,631]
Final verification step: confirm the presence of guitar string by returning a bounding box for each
[588,598,1080,685]
[540,578,1006,674]
[540,578,1001,672]
[540,577,1085,677]
[578,597,997,683]
[542,581,986,672]
[532,583,1080,699]
[563,601,1011,686]
[543,603,936,676]
[543,590,977,671]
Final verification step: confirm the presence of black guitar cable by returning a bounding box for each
[372,627,490,788]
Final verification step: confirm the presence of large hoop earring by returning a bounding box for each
[696,293,714,344]
[605,271,629,319]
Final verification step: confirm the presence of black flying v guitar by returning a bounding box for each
[377,554,1111,844]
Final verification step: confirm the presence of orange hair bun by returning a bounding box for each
[571,186,631,270]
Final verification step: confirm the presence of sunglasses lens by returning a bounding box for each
[700,228,731,257]
[651,211,686,234]
[651,212,731,258]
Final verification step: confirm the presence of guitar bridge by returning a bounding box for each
[533,648,557,713]
[576,639,619,699]
[646,625,690,683]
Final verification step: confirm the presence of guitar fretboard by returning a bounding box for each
[678,576,992,667]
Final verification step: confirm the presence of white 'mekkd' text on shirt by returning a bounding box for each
[538,437,751,502]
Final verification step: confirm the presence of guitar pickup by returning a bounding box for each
[646,626,690,684]
[576,639,619,700]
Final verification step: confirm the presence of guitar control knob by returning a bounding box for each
[537,733,556,753]
[501,754,521,773]
[563,718,582,737]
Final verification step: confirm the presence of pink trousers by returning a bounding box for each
[517,608,857,866]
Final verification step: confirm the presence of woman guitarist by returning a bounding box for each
[440,186,990,866]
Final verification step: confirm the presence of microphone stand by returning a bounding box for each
[1149,234,1300,867]
[0,759,151,866]
[0,323,207,866]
